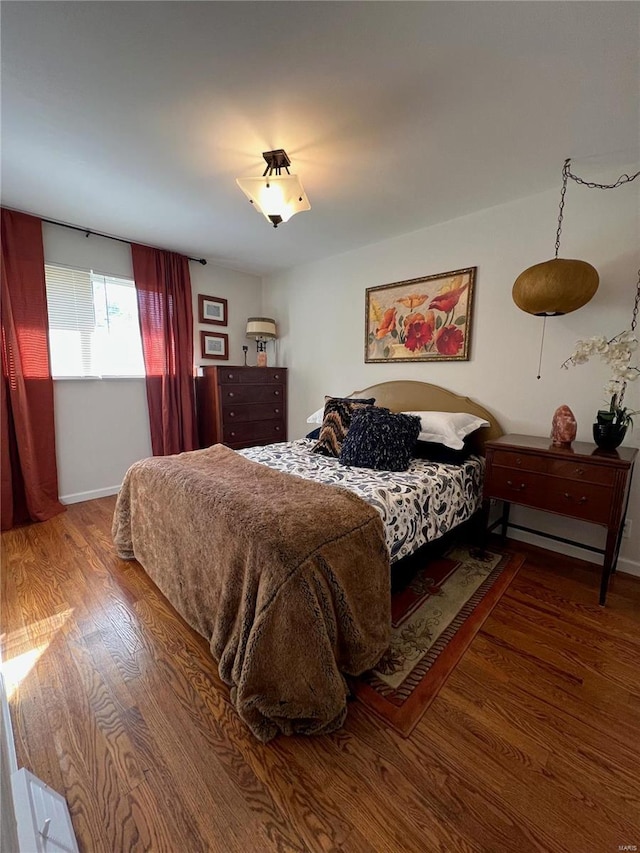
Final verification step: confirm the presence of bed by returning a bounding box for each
[112,380,502,741]
[239,439,485,563]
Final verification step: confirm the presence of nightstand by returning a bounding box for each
[482,434,637,605]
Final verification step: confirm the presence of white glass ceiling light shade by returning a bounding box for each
[236,175,310,226]
[236,150,310,228]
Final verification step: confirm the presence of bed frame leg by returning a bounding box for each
[473,500,490,557]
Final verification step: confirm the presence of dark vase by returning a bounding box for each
[592,422,627,450]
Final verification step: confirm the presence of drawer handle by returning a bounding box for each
[515,457,522,466]
[230,431,236,437]
[563,492,588,502]
[506,480,526,491]
[229,411,235,417]
[275,425,280,431]
[564,493,587,504]
[274,373,280,379]
[274,408,280,414]
[274,390,280,396]
[228,392,234,398]
[575,467,585,476]
[227,374,234,380]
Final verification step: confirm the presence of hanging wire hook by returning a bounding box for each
[617,266,640,409]
[554,159,571,259]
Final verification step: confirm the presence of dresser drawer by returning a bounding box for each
[487,467,612,525]
[219,384,285,405]
[218,368,285,385]
[222,419,285,445]
[490,449,548,473]
[547,459,616,486]
[222,402,284,424]
[487,468,547,507]
[546,480,612,524]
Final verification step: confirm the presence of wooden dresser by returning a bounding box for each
[196,366,287,450]
[483,434,637,604]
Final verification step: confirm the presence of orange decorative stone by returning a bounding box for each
[551,404,577,446]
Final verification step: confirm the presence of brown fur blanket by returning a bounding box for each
[112,444,390,741]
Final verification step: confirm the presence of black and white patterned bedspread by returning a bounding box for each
[238,439,484,563]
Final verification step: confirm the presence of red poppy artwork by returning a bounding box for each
[365,268,476,363]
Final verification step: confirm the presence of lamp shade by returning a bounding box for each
[246,317,277,340]
[236,174,310,227]
[512,258,599,316]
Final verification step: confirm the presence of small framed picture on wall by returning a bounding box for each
[198,294,228,326]
[200,330,229,360]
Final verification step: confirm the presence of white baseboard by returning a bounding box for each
[617,557,640,578]
[508,528,640,578]
[60,485,121,505]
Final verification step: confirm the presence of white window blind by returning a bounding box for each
[45,264,145,378]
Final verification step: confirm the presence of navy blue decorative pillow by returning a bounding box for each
[339,407,421,471]
[413,439,473,464]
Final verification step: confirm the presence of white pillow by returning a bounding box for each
[306,395,369,424]
[306,406,325,425]
[402,411,490,450]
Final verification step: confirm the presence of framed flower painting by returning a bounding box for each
[365,267,476,363]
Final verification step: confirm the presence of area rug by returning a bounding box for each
[353,545,524,736]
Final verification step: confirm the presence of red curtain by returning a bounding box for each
[1,209,64,530]
[131,244,197,456]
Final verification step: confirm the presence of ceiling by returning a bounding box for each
[1,2,638,276]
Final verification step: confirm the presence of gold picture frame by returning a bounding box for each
[365,267,476,363]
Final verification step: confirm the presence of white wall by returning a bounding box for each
[191,263,264,370]
[42,224,262,502]
[52,378,152,503]
[262,183,640,575]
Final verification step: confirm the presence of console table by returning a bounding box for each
[482,434,637,605]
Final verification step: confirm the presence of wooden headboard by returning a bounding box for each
[350,380,503,454]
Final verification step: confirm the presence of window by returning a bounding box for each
[45,264,145,378]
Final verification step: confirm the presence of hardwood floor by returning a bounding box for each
[2,496,639,853]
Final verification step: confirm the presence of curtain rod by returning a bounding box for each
[41,217,207,265]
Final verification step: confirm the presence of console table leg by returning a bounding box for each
[599,567,611,606]
[500,501,511,539]
[599,527,619,606]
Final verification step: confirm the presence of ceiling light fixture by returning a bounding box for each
[512,157,639,377]
[513,158,639,317]
[236,149,310,228]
